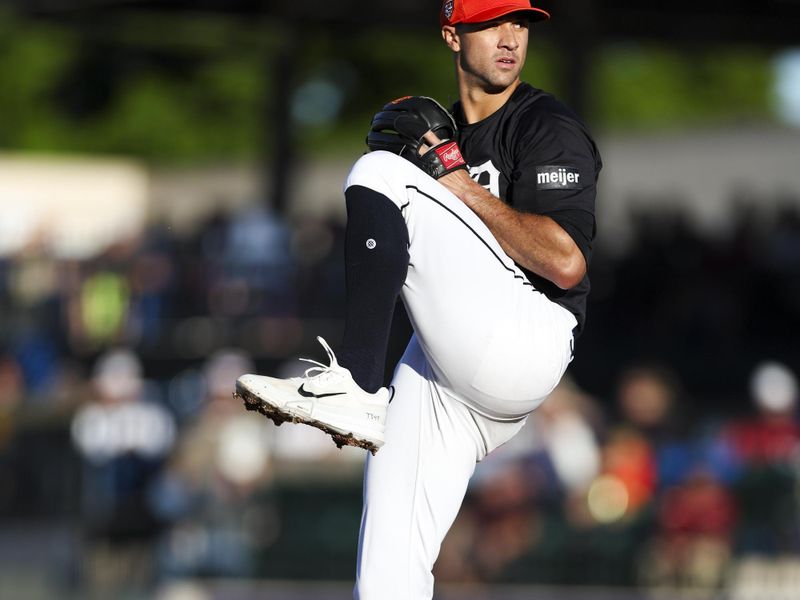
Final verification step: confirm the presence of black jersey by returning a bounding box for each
[454,82,601,335]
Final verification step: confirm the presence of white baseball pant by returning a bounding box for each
[347,152,576,600]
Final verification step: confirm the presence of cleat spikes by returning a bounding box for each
[235,384,381,454]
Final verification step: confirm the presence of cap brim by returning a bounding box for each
[460,6,550,24]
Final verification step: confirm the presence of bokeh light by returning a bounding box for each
[587,474,629,524]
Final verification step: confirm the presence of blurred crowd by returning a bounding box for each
[0,195,799,598]
[438,362,800,594]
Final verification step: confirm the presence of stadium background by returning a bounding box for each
[1,1,800,598]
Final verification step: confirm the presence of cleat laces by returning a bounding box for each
[297,337,347,385]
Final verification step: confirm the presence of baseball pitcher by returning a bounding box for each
[235,1,602,597]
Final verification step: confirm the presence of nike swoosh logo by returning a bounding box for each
[298,383,347,399]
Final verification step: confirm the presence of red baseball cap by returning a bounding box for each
[440,0,550,27]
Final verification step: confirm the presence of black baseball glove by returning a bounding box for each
[366,96,468,179]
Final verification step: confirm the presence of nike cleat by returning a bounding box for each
[234,337,390,454]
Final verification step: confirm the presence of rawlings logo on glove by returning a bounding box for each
[366,96,469,180]
[435,142,466,170]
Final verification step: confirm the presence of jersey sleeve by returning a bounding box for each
[510,111,600,263]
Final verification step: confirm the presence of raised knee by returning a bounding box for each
[347,151,409,191]
[354,150,405,171]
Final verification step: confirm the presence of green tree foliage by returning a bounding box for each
[0,11,778,163]
[594,44,775,129]
[0,10,264,162]
[0,12,77,149]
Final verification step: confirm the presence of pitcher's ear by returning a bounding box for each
[441,25,460,52]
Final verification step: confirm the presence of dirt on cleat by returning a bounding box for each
[233,389,379,455]
[235,391,288,426]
